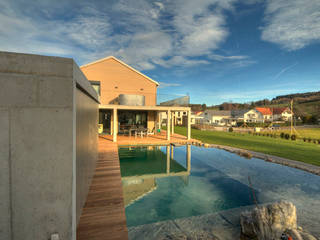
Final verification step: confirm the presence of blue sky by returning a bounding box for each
[1,0,320,105]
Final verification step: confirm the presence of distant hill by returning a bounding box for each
[197,91,320,120]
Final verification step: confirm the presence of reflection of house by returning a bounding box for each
[120,145,191,206]
[273,107,292,121]
[81,56,191,142]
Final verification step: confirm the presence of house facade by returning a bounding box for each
[81,56,191,142]
[273,107,292,121]
[244,109,264,123]
[202,110,234,126]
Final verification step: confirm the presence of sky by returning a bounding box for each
[1,0,320,105]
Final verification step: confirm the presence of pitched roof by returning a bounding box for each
[273,107,290,114]
[205,110,231,116]
[231,109,250,118]
[80,56,159,86]
[255,107,272,115]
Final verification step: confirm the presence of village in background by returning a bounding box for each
[158,91,320,131]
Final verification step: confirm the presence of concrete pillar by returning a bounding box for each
[171,111,174,135]
[187,144,191,172]
[167,110,171,140]
[187,110,191,140]
[113,108,117,142]
[166,145,170,174]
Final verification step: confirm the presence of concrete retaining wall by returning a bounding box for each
[0,51,99,240]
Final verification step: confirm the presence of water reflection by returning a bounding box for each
[120,144,191,207]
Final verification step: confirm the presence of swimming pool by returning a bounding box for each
[119,145,320,237]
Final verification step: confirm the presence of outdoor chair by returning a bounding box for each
[147,127,155,136]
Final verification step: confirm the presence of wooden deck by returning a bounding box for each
[101,131,197,146]
[77,132,197,239]
[77,138,128,240]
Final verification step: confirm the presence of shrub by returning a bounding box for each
[229,127,233,132]
[280,132,285,138]
[266,133,269,137]
[284,133,290,140]
[313,139,317,144]
[318,140,320,144]
[303,137,307,142]
[291,134,296,141]
[308,138,312,143]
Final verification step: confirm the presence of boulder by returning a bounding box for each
[240,201,317,240]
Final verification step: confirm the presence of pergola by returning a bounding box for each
[99,104,192,142]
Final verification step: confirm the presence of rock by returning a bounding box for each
[240,201,318,240]
[240,201,297,240]
[204,143,210,148]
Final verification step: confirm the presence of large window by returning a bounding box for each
[118,111,148,128]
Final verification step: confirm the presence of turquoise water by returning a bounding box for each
[119,145,320,230]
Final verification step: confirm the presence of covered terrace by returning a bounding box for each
[99,104,192,143]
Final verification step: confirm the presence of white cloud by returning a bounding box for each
[0,0,247,70]
[261,0,320,51]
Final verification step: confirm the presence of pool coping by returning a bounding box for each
[196,142,320,176]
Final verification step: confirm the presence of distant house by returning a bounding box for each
[273,107,292,121]
[202,110,232,126]
[231,109,249,122]
[255,107,273,122]
[244,109,264,123]
[190,111,203,125]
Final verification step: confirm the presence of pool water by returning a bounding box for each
[118,145,320,234]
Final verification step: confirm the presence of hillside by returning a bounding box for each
[199,91,320,121]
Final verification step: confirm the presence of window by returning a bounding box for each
[90,81,101,96]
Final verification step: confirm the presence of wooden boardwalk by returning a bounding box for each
[77,138,128,240]
[77,132,197,239]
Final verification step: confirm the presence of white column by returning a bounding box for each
[167,110,171,140]
[171,111,174,135]
[113,108,117,142]
[187,110,191,140]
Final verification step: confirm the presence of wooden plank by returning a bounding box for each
[77,138,128,240]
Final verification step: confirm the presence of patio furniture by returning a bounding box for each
[147,127,155,136]
[137,127,148,138]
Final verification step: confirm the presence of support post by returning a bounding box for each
[171,111,174,135]
[110,111,113,135]
[167,110,171,140]
[157,111,161,132]
[113,108,117,142]
[187,110,191,140]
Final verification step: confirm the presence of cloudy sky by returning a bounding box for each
[1,0,320,104]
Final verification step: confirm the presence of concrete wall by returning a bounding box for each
[76,89,98,225]
[81,57,158,106]
[0,51,99,240]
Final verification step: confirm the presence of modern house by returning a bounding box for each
[255,107,273,122]
[81,56,192,142]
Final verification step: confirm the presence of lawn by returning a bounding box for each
[265,128,320,139]
[172,126,320,166]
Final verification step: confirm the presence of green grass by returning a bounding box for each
[173,126,320,166]
[265,128,320,139]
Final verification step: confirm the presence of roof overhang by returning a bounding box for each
[99,104,191,112]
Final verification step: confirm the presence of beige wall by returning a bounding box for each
[147,111,156,130]
[81,58,157,106]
